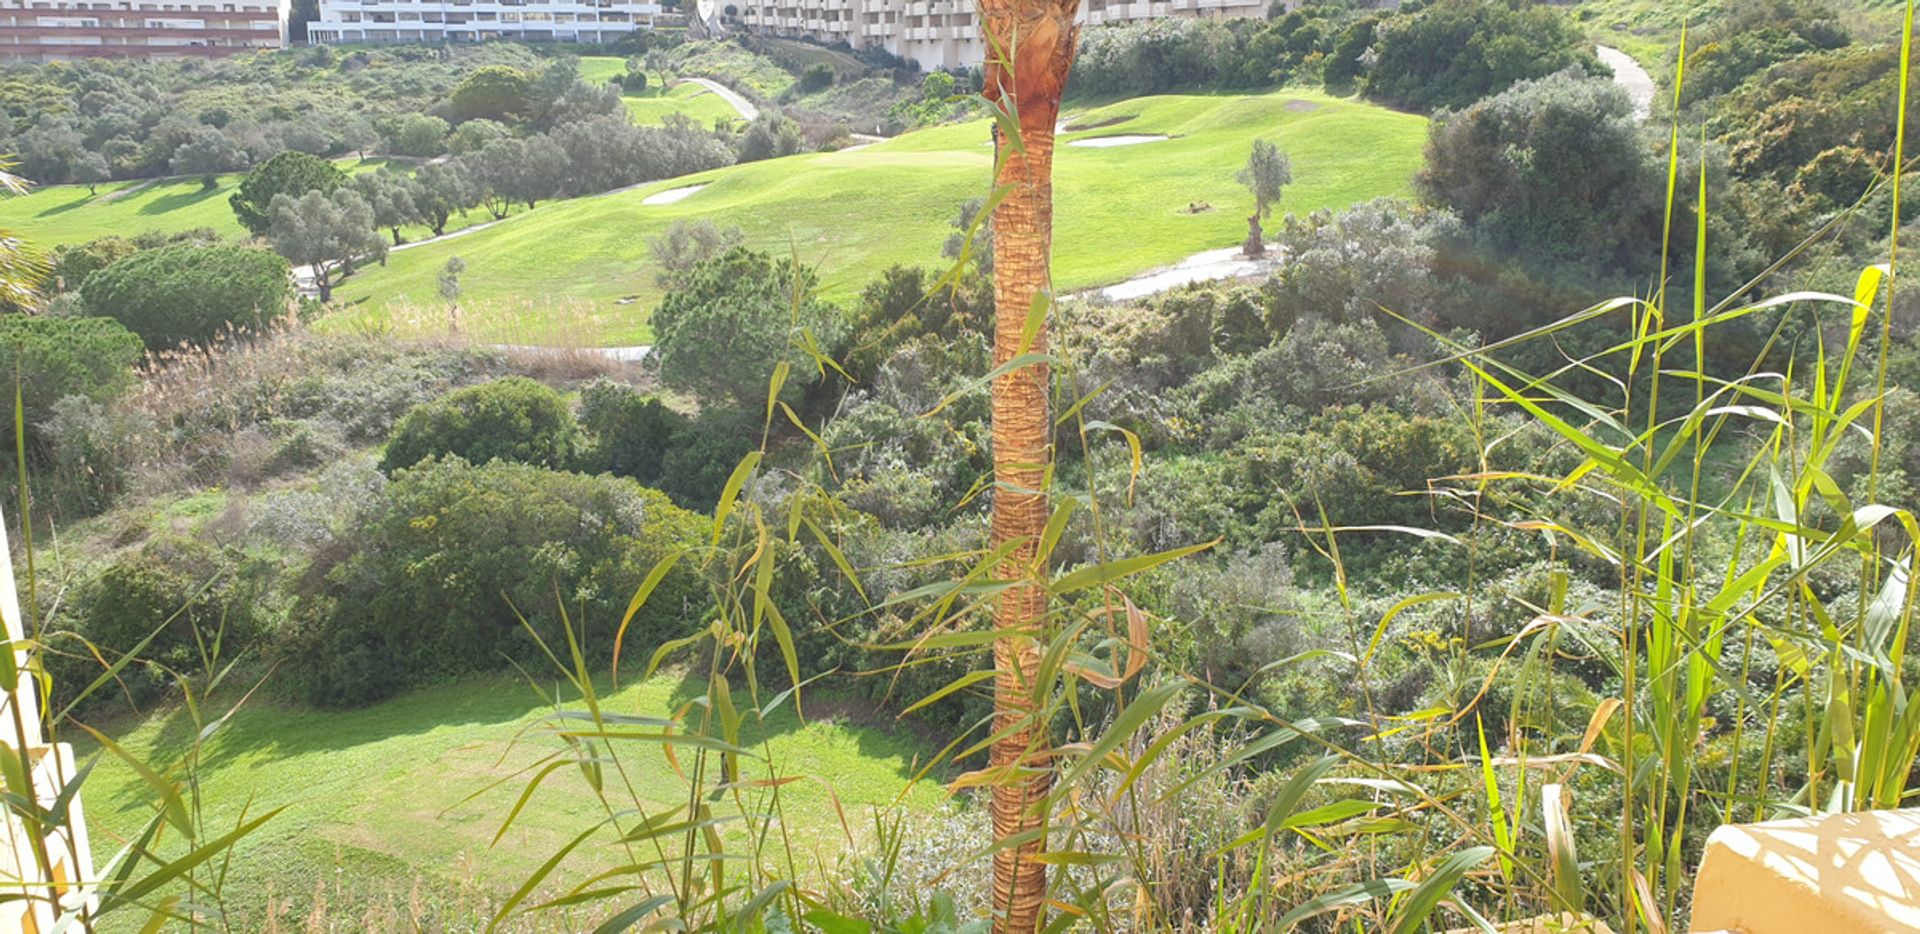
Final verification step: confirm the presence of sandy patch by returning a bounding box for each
[1068,134,1169,148]
[641,184,706,205]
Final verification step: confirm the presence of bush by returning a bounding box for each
[80,243,293,349]
[381,376,576,473]
[50,536,260,712]
[799,62,835,93]
[1418,71,1666,274]
[1364,0,1595,112]
[41,396,149,518]
[451,65,533,123]
[651,247,844,411]
[575,380,690,485]
[48,235,139,294]
[657,408,759,510]
[279,458,704,705]
[0,314,145,455]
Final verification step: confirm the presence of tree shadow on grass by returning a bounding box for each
[33,190,96,218]
[138,184,225,217]
[76,661,946,820]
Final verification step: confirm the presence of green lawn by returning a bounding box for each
[623,80,747,127]
[2,175,251,247]
[2,156,405,250]
[578,56,744,127]
[322,89,1427,345]
[79,672,941,928]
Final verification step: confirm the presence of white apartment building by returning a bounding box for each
[735,0,1268,72]
[0,0,289,63]
[306,0,665,45]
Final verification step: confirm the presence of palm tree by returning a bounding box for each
[975,1,1079,930]
[0,161,46,307]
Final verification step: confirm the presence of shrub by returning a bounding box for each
[799,62,835,93]
[279,458,704,705]
[451,65,533,123]
[1364,0,1595,112]
[1418,71,1666,274]
[0,314,144,454]
[651,247,844,411]
[380,376,576,473]
[80,242,293,349]
[50,536,260,712]
[657,408,759,510]
[575,380,690,485]
[41,396,149,518]
[48,235,139,294]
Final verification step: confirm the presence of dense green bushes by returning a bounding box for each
[651,247,844,411]
[576,379,687,483]
[79,243,293,349]
[1419,71,1661,271]
[49,536,261,711]
[0,314,144,453]
[1364,0,1596,111]
[1067,0,1589,110]
[280,457,705,706]
[380,375,576,473]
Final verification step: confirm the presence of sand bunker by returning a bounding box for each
[1068,134,1169,148]
[642,184,706,205]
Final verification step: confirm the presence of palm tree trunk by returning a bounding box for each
[977,1,1077,930]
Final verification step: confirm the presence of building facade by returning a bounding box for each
[735,0,1267,72]
[306,0,667,45]
[0,0,290,62]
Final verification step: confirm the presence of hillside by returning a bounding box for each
[320,89,1427,345]
[1575,0,1909,67]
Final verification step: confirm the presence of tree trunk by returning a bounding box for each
[315,267,332,302]
[390,227,405,246]
[977,0,1078,930]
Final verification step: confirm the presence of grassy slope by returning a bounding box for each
[623,80,747,127]
[1,157,417,250]
[578,55,746,126]
[2,175,253,246]
[322,89,1426,345]
[80,672,940,926]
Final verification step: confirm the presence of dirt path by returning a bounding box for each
[293,216,507,293]
[1597,45,1655,121]
[1072,246,1288,303]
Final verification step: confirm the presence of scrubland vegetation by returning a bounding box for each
[4,0,1920,930]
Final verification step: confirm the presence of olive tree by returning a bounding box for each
[266,188,384,302]
[352,169,425,245]
[1236,139,1291,257]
